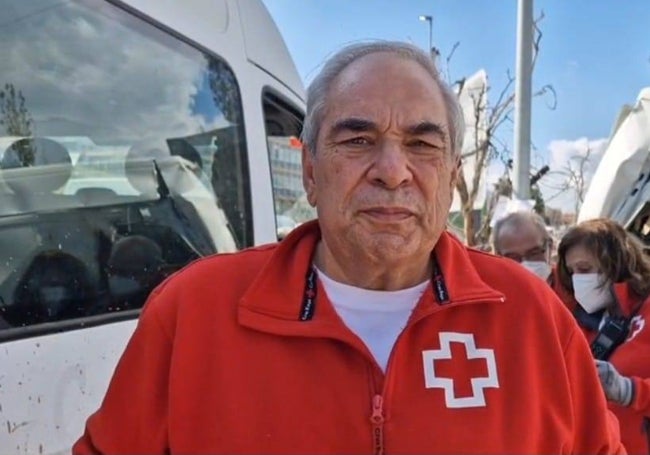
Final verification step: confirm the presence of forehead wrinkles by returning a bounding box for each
[328,109,450,139]
[335,52,435,88]
[329,53,443,104]
[323,78,448,139]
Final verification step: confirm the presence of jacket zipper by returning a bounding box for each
[365,295,504,454]
[370,298,503,455]
[370,393,385,455]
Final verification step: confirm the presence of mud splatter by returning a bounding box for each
[6,420,29,433]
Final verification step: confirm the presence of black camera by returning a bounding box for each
[590,317,629,360]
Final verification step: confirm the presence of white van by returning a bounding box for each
[578,87,650,246]
[0,1,309,453]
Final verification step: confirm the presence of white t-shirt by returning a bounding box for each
[315,267,429,372]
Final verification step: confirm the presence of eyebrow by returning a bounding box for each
[406,121,447,140]
[525,244,547,252]
[330,117,377,135]
[329,118,447,139]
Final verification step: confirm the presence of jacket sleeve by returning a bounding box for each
[72,293,173,454]
[631,376,650,416]
[563,327,627,455]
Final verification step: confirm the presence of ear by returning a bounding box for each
[449,155,461,197]
[546,238,554,263]
[302,145,317,207]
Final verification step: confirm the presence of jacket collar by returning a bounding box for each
[612,282,646,317]
[238,220,504,332]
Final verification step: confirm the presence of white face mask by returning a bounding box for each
[572,273,612,313]
[521,261,551,280]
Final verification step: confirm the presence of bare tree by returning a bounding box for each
[450,11,555,246]
[0,83,33,137]
[544,145,592,215]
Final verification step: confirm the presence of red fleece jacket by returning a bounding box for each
[74,221,624,454]
[586,283,650,455]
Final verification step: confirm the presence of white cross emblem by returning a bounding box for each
[628,315,645,342]
[422,332,499,408]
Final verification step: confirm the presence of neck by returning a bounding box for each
[313,241,432,291]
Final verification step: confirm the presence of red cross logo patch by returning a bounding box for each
[627,315,645,342]
[422,332,499,408]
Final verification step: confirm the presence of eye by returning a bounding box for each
[407,139,444,152]
[342,136,372,146]
[571,264,595,274]
[408,139,431,147]
[503,253,522,263]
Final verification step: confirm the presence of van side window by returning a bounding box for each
[0,0,250,336]
[262,91,313,240]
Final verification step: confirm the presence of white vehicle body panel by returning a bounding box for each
[0,1,305,453]
[578,88,650,227]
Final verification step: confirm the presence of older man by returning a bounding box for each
[74,42,623,454]
[491,211,580,312]
[492,211,553,280]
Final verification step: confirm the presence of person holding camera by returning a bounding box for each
[557,218,650,454]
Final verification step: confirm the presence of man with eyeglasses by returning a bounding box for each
[492,211,553,281]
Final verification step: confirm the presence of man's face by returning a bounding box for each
[302,53,458,267]
[496,222,549,264]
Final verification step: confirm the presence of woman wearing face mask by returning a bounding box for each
[557,218,650,454]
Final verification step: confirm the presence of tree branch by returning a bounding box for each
[531,9,545,71]
[445,41,461,82]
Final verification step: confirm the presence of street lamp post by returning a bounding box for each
[419,15,433,53]
[512,0,534,200]
[419,15,439,64]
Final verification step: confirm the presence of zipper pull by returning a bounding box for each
[370,394,385,455]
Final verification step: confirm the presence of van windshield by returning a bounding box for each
[0,0,251,330]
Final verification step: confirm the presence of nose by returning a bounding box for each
[367,139,413,189]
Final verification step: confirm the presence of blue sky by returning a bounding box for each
[262,0,649,211]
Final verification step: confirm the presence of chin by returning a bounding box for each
[364,232,422,259]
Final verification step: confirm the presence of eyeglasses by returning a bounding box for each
[501,244,548,263]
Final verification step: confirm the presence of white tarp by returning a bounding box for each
[578,87,650,223]
[451,69,489,212]
[489,195,536,228]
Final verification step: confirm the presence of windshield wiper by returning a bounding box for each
[152,160,170,199]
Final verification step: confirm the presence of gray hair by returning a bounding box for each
[301,41,465,159]
[492,211,550,254]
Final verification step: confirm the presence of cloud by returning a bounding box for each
[485,159,506,184]
[0,2,228,145]
[539,137,609,213]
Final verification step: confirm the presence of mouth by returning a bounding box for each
[359,207,416,222]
